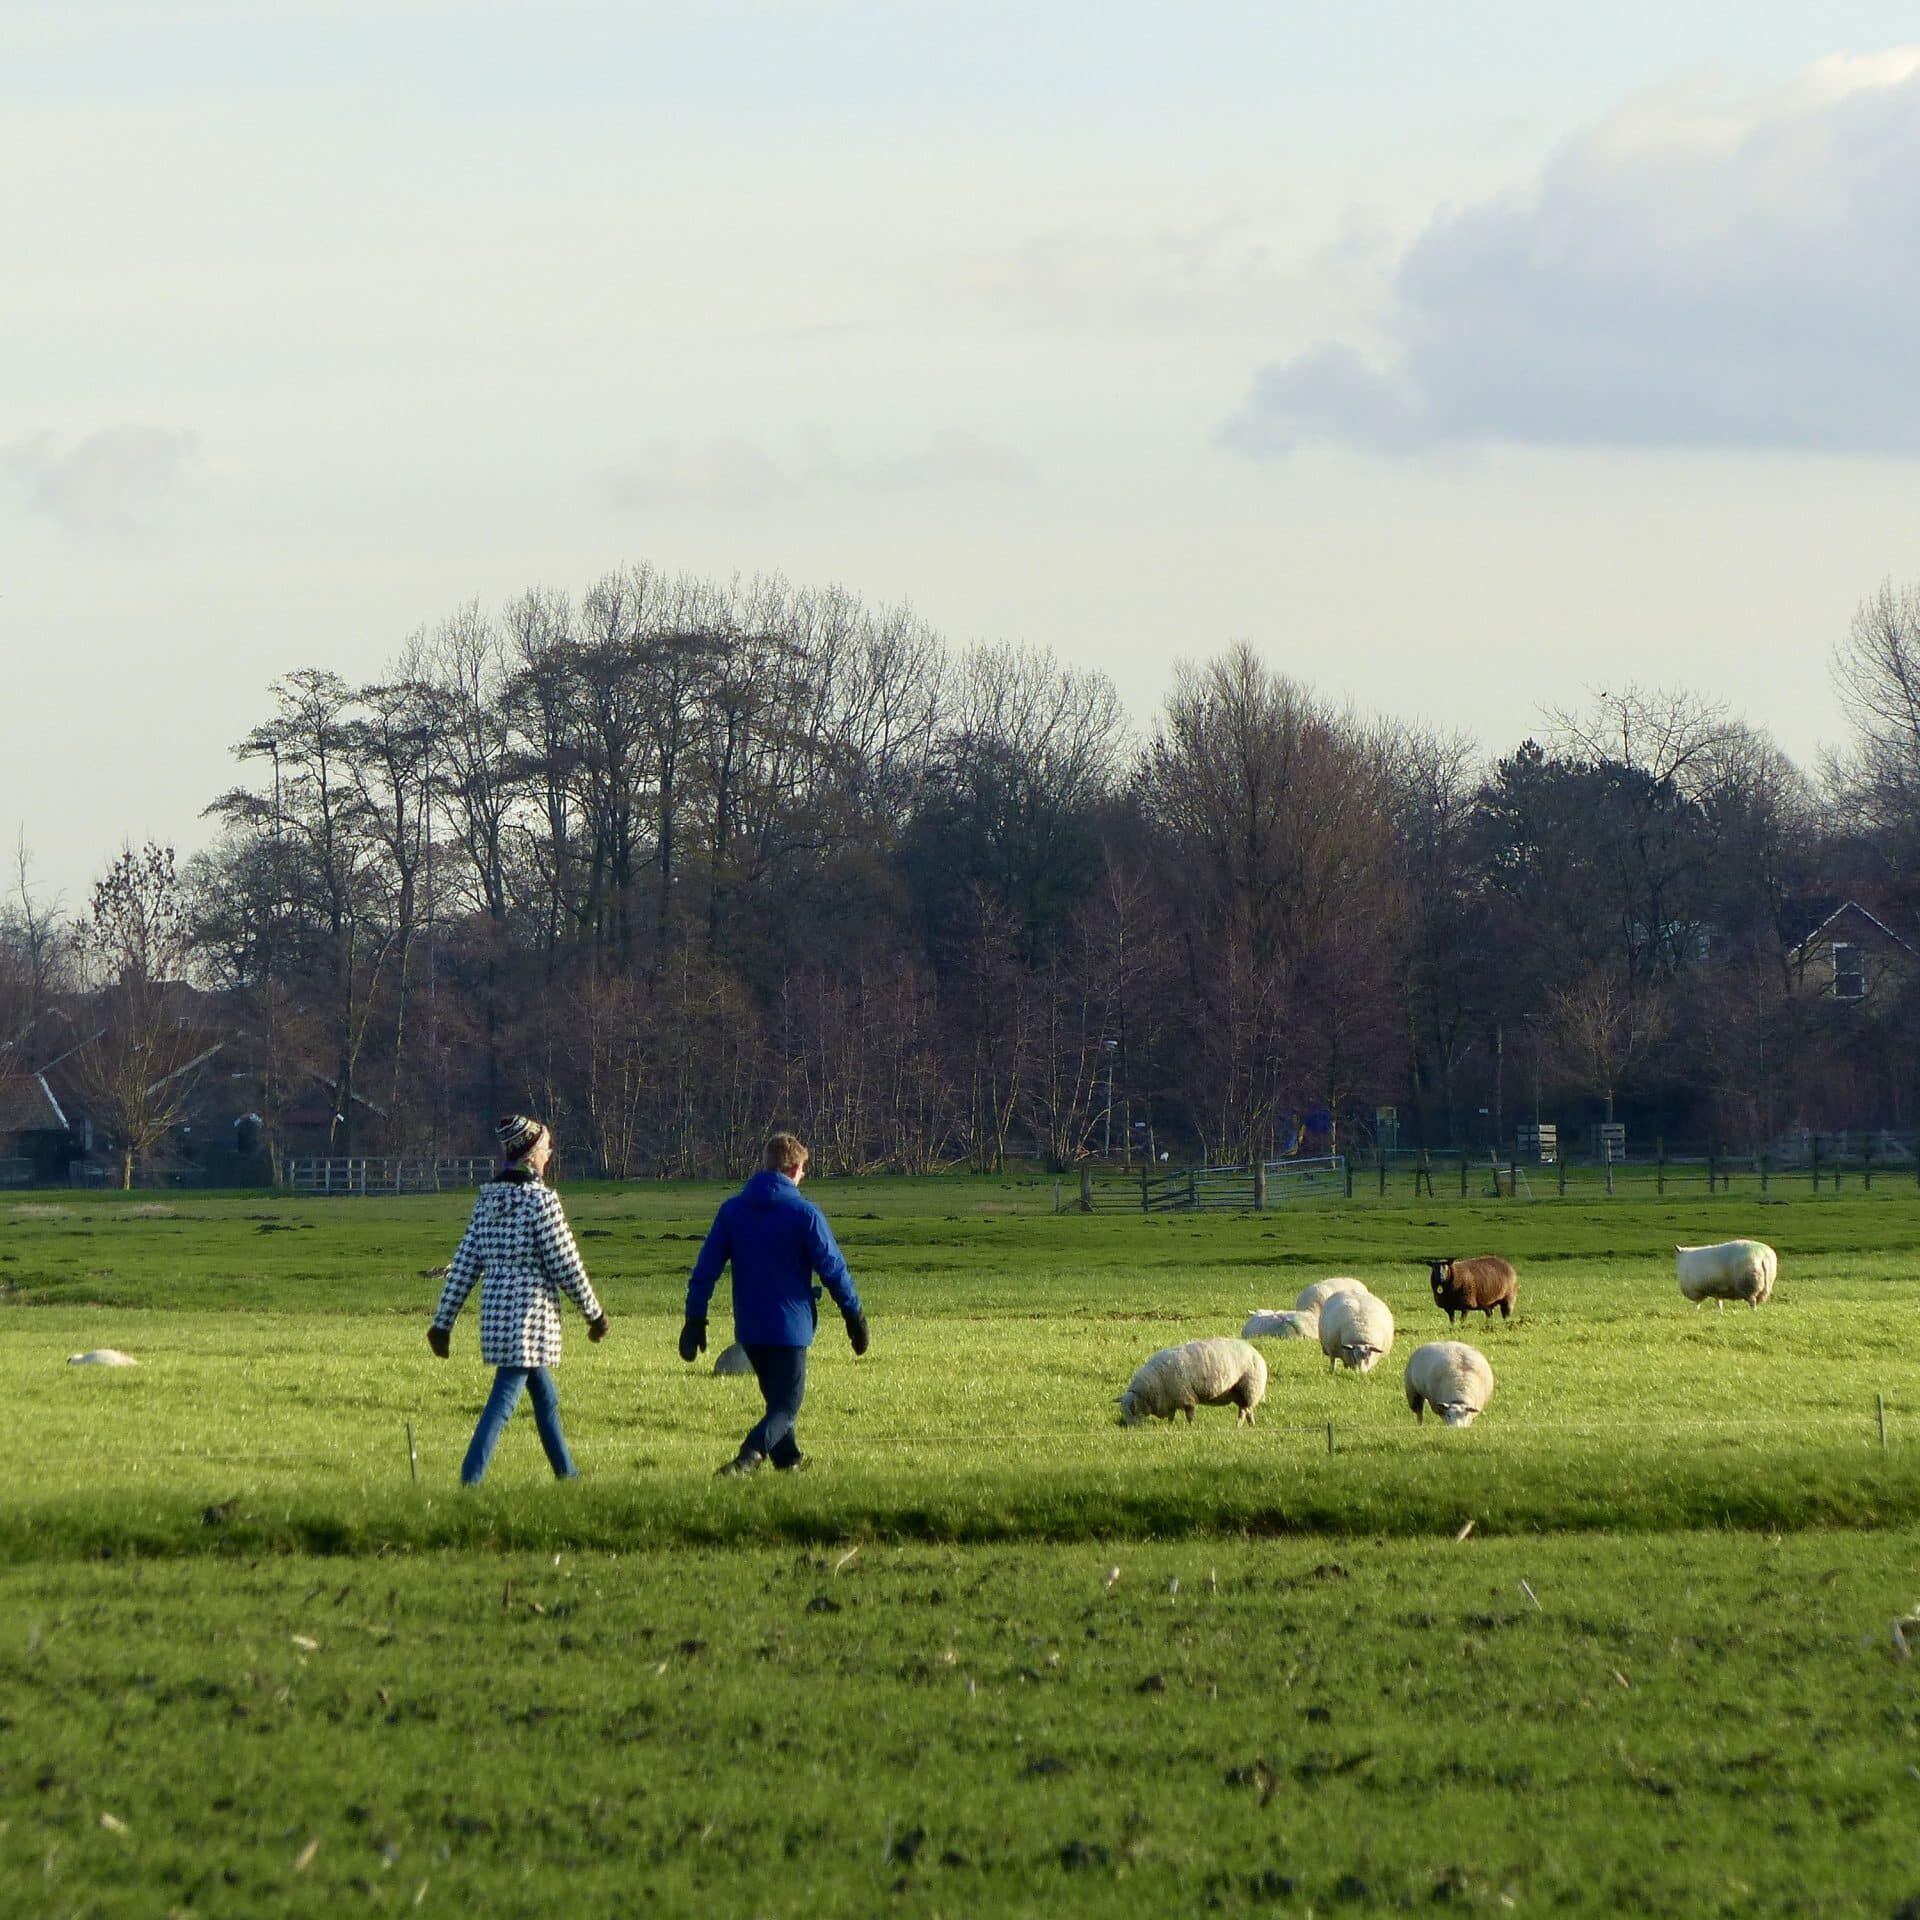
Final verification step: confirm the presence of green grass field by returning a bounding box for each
[5,1176,1920,1914]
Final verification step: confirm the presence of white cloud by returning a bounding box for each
[602,438,794,512]
[1,426,199,534]
[1224,49,1920,456]
[874,429,1035,490]
[600,429,1034,512]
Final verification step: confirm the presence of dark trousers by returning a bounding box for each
[741,1343,807,1466]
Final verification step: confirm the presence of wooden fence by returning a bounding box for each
[283,1156,494,1195]
[1068,1154,1349,1213]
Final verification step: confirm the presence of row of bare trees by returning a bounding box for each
[13,567,1920,1182]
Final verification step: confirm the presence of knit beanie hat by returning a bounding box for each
[496,1114,545,1160]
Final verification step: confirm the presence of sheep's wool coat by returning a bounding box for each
[1675,1240,1778,1307]
[1296,1277,1370,1316]
[1241,1309,1319,1340]
[1320,1289,1396,1371]
[1121,1338,1267,1423]
[67,1349,137,1367]
[432,1174,603,1367]
[1403,1341,1495,1425]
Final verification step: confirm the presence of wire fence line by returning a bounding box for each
[1061,1143,1920,1212]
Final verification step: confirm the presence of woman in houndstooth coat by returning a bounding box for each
[428,1115,609,1484]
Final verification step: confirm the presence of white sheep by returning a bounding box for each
[1241,1308,1319,1341]
[1295,1277,1371,1316]
[1116,1338,1268,1427]
[1319,1288,1395,1373]
[1403,1342,1495,1426]
[711,1342,754,1376]
[67,1349,138,1367]
[1675,1240,1778,1310]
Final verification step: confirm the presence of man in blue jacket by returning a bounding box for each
[681,1130,869,1475]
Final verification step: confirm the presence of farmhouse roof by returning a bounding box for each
[0,1070,70,1135]
[1778,897,1916,958]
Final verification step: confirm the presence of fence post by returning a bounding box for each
[1811,1133,1821,1193]
[1078,1168,1093,1214]
[1378,1151,1387,1198]
[1188,1168,1198,1210]
[1657,1138,1665,1194]
[1708,1144,1717,1195]
[1507,1155,1518,1200]
[1557,1153,1566,1198]
[1345,1158,1354,1199]
[1418,1150,1433,1198]
[1604,1140,1614,1197]
[1254,1163,1268,1211]
[1141,1166,1150,1214]
[1459,1156,1468,1199]
[1761,1154,1770,1194]
[1864,1142,1874,1191]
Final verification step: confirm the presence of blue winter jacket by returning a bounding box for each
[685,1170,863,1347]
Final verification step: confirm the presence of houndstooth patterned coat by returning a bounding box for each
[431,1171,603,1368]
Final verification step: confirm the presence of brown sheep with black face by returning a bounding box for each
[1424,1256,1518,1325]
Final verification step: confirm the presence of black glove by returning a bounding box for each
[843,1308,870,1356]
[678,1318,707,1363]
[588,1313,610,1344]
[427,1324,450,1359]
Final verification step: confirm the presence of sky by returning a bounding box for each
[7,1,1920,910]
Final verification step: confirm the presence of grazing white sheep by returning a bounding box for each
[1295,1277,1370,1316]
[1319,1289,1395,1374]
[1117,1338,1268,1427]
[711,1342,754,1377]
[1403,1342,1495,1426]
[1240,1308,1319,1341]
[67,1349,138,1367]
[1675,1240,1778,1311]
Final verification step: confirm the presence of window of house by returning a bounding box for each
[1832,942,1865,1000]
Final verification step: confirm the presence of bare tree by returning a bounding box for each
[1546,685,1738,986]
[346,645,438,1133]
[72,844,213,1187]
[1389,727,1487,1145]
[1831,578,1920,836]
[1539,967,1670,1128]
[208,671,395,1153]
[0,837,65,1048]
[1143,646,1402,1158]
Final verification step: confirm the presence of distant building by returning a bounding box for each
[1779,898,1917,1004]
[0,1051,97,1184]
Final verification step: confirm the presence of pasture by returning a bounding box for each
[5,1176,1920,1915]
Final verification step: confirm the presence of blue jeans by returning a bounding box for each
[461,1366,577,1485]
[742,1344,807,1466]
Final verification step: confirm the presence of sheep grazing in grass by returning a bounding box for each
[1423,1255,1518,1325]
[1240,1308,1319,1341]
[1117,1338,1268,1427]
[1403,1341,1495,1426]
[711,1342,754,1377]
[1676,1240,1778,1310]
[67,1349,138,1367]
[1295,1277,1370,1316]
[1319,1288,1395,1374]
